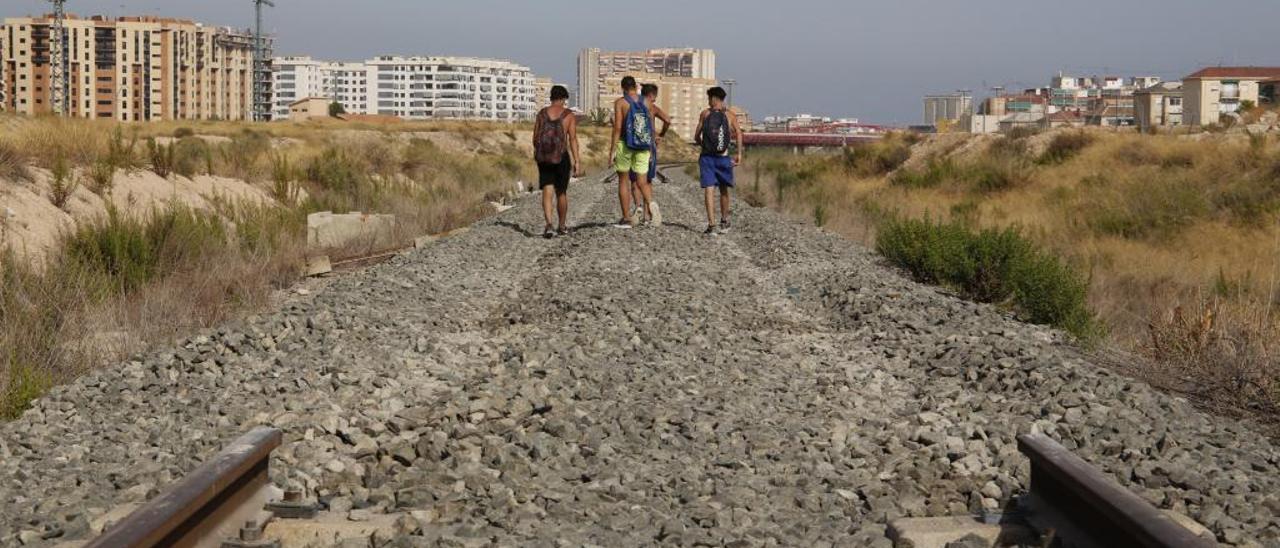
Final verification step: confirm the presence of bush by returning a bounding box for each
[87,158,115,196]
[876,216,1098,339]
[1038,131,1092,165]
[148,139,175,178]
[968,156,1034,193]
[1085,178,1208,239]
[173,137,210,178]
[106,127,142,171]
[173,127,195,139]
[270,153,300,205]
[842,136,912,176]
[49,155,79,210]
[63,206,228,294]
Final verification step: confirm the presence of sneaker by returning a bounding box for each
[557,227,569,236]
[704,225,718,236]
[543,227,555,239]
[613,219,634,229]
[719,219,731,234]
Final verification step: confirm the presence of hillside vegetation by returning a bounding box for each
[742,128,1280,422]
[0,115,609,417]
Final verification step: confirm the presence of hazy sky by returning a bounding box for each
[10,0,1280,124]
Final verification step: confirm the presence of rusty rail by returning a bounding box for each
[1017,433,1215,547]
[86,427,282,548]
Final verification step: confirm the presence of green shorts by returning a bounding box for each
[614,142,653,175]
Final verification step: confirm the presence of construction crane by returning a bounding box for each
[252,0,275,121]
[48,0,68,116]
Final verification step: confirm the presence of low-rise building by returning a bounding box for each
[288,97,331,121]
[1134,81,1183,131]
[1183,67,1280,127]
[923,93,973,127]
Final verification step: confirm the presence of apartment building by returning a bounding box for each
[1183,67,1280,127]
[271,56,536,121]
[577,47,715,114]
[272,56,372,119]
[533,77,555,110]
[1134,81,1183,131]
[649,75,717,140]
[1,14,255,121]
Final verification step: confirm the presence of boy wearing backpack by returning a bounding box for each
[533,85,581,238]
[629,83,670,224]
[693,86,744,235]
[608,76,655,228]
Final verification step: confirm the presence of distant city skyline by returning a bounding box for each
[7,0,1280,124]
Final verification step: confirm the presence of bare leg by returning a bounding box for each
[556,189,568,230]
[617,172,632,222]
[704,186,717,227]
[720,186,731,222]
[635,174,654,220]
[541,185,555,230]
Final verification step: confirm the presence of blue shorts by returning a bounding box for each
[629,147,658,182]
[699,155,734,188]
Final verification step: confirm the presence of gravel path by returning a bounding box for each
[2,168,1279,547]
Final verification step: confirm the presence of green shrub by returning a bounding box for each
[49,155,79,210]
[1038,131,1092,165]
[270,153,300,206]
[106,127,142,171]
[219,130,271,180]
[172,137,211,178]
[87,158,115,196]
[306,147,365,194]
[876,216,1098,339]
[147,139,175,178]
[62,206,228,294]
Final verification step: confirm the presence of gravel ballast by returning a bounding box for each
[2,168,1278,547]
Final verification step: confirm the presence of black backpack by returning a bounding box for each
[701,109,731,156]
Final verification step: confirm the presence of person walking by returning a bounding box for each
[533,85,582,238]
[693,86,743,235]
[608,76,655,228]
[629,83,670,225]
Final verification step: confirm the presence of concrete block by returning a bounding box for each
[888,516,1037,548]
[306,211,396,249]
[304,255,332,277]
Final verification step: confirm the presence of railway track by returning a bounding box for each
[79,430,1214,547]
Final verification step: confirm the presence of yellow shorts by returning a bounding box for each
[614,142,653,175]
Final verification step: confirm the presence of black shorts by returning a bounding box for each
[538,156,571,192]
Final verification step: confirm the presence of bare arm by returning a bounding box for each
[609,99,625,163]
[693,109,709,147]
[652,104,672,138]
[566,113,582,175]
[532,110,542,152]
[730,110,745,165]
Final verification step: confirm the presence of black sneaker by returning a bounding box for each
[704,225,718,236]
[719,219,731,233]
[557,227,569,236]
[543,227,555,239]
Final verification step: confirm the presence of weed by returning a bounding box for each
[87,158,115,196]
[0,140,30,182]
[147,139,175,178]
[270,153,300,206]
[49,155,79,210]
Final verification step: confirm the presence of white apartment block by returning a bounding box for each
[272,56,371,119]
[577,47,716,114]
[271,55,536,122]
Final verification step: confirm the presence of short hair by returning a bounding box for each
[641,83,659,97]
[550,85,569,102]
[707,87,727,101]
[621,76,638,91]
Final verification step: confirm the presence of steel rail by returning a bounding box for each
[1017,433,1215,547]
[86,427,282,548]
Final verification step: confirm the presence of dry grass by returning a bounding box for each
[742,129,1280,423]
[2,115,590,418]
